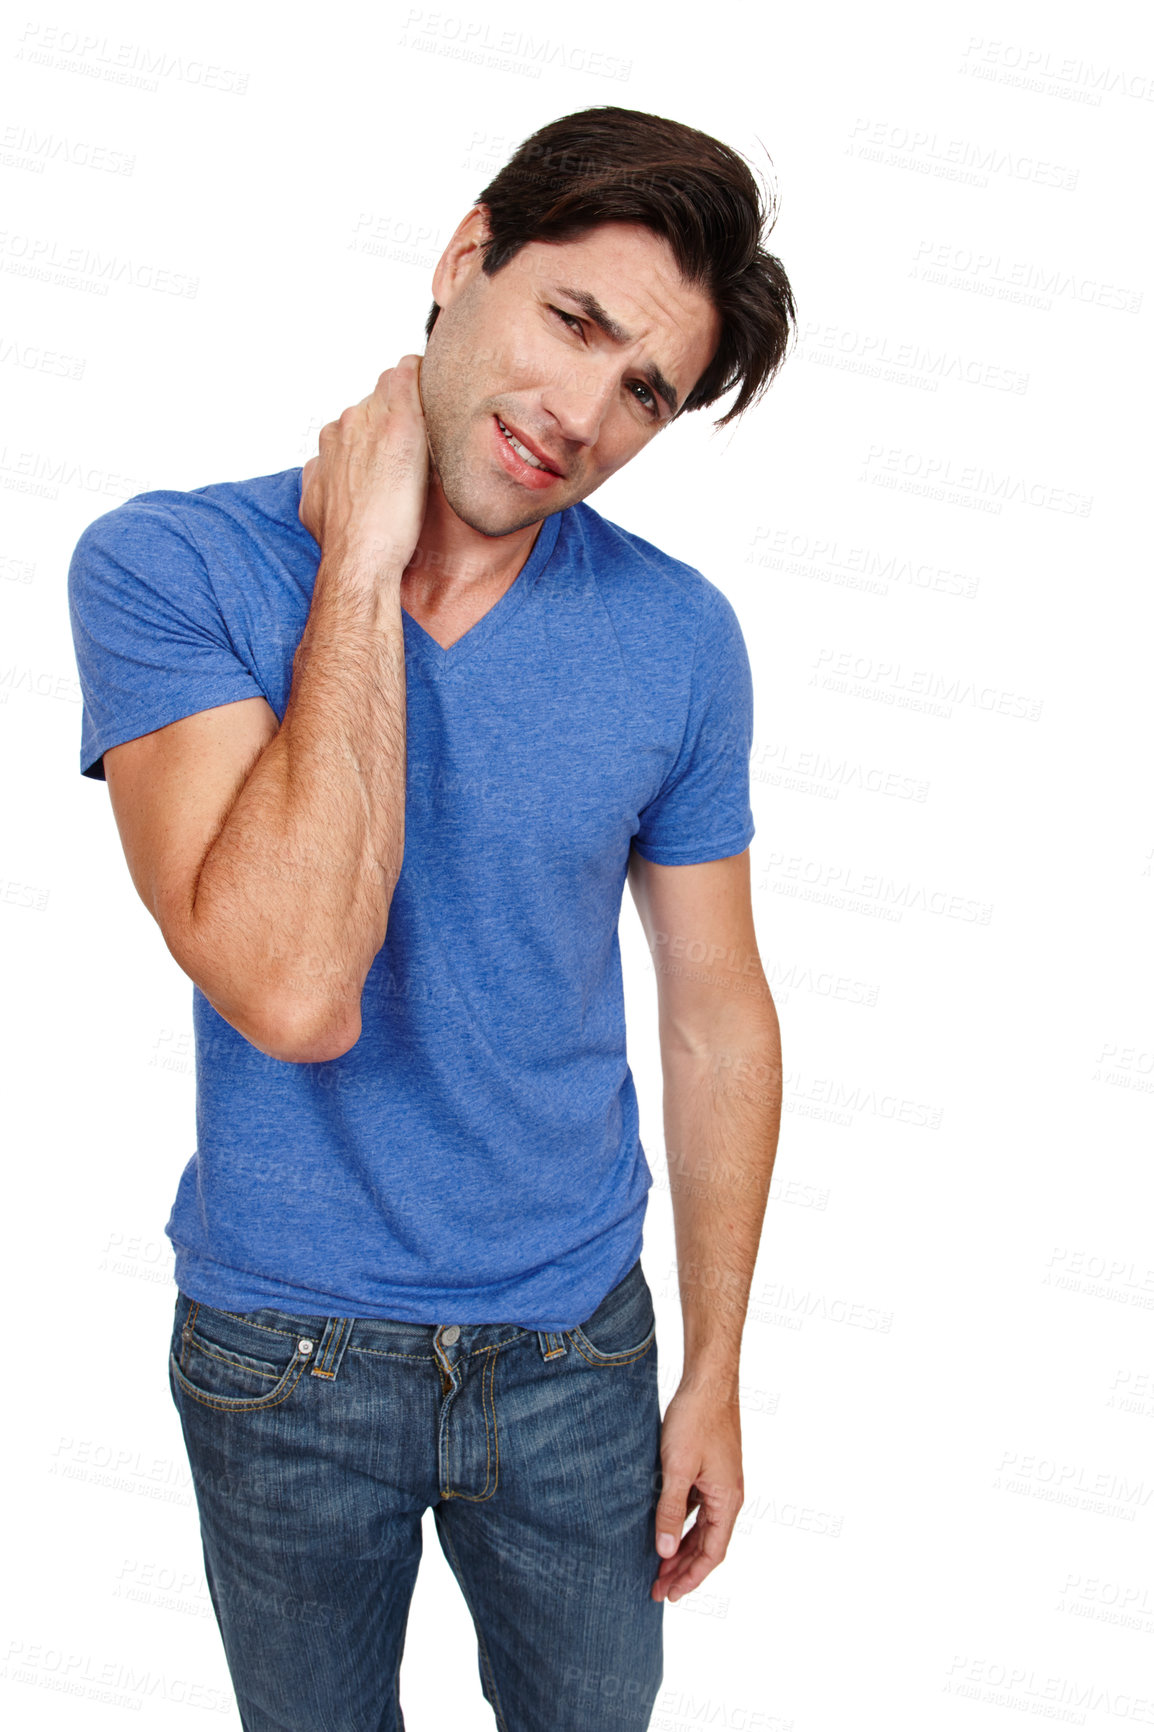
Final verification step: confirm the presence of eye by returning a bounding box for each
[547,307,661,418]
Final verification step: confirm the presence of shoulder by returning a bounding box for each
[68,469,310,629]
[72,467,304,559]
[559,499,747,648]
[562,499,705,595]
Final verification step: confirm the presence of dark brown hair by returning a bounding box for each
[425,105,796,428]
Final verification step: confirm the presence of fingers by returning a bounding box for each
[370,354,423,404]
[302,353,429,568]
[652,1468,740,1602]
[655,1470,694,1559]
[652,1506,731,1603]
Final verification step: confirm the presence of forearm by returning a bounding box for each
[187,551,407,1061]
[663,1001,782,1393]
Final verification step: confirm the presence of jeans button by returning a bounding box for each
[298,1338,314,1356]
[440,1325,460,1346]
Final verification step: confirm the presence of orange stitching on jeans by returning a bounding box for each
[317,1317,338,1375]
[216,1316,302,1338]
[170,1350,309,1413]
[313,1316,349,1379]
[440,1383,452,1497]
[565,1325,655,1368]
[182,1303,298,1379]
[443,1346,499,1503]
[187,1339,283,1379]
[354,1345,439,1361]
[466,1349,493,1500]
[484,1347,499,1497]
[474,1353,491,1499]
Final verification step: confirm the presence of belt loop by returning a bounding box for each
[537,1330,568,1361]
[309,1315,354,1380]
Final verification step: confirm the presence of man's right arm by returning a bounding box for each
[103,356,428,1064]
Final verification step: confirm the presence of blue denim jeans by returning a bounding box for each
[168,1255,664,1731]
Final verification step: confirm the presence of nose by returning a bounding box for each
[539,357,618,448]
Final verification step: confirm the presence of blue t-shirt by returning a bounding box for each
[68,467,755,1328]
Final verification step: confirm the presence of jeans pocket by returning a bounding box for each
[567,1260,656,1366]
[170,1297,315,1413]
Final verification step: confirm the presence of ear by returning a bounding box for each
[431,205,493,313]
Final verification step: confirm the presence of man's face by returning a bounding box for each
[418,214,722,538]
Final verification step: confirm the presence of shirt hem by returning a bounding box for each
[81,676,266,779]
[630,825,755,867]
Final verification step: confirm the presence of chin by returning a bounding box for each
[441,480,556,540]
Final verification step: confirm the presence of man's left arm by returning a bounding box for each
[626,845,781,1604]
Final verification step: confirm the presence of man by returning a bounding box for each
[68,105,792,1732]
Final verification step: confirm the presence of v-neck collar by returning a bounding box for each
[289,467,565,678]
[401,510,563,675]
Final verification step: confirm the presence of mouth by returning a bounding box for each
[493,415,566,485]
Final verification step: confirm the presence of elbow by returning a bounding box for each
[168,909,375,1066]
[172,935,363,1064]
[242,995,363,1065]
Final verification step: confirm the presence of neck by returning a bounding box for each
[402,472,545,607]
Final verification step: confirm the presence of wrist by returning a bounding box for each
[677,1359,741,1405]
[321,534,409,583]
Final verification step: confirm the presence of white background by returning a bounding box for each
[2,0,1151,1727]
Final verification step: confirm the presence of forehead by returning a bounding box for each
[508,221,721,384]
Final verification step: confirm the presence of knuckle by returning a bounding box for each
[662,1459,696,1480]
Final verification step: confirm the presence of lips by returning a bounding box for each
[495,416,566,478]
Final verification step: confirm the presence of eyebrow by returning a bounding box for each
[552,284,682,417]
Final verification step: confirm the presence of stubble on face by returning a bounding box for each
[418,276,550,540]
[418,226,721,540]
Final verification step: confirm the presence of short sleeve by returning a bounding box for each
[633,580,756,865]
[68,498,265,780]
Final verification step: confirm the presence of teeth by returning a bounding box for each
[498,419,548,470]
